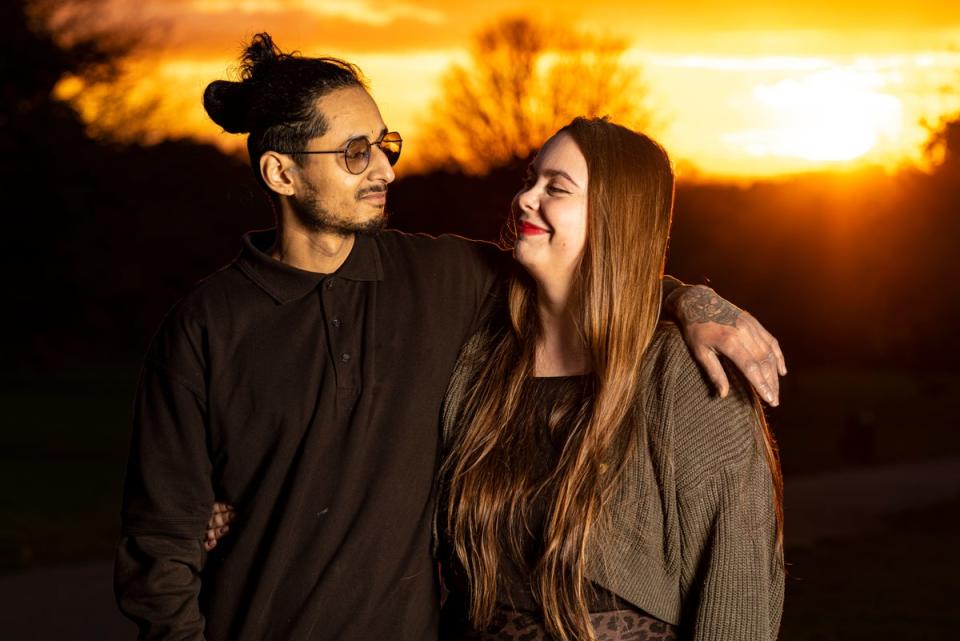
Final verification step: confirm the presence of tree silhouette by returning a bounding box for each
[921,49,960,176]
[1,0,137,326]
[925,114,960,174]
[5,0,161,146]
[420,15,654,174]
[1,0,266,370]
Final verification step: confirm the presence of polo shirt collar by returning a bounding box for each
[237,228,384,304]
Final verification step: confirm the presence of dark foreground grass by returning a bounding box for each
[772,367,960,475]
[781,495,960,640]
[1,366,958,639]
[0,385,131,571]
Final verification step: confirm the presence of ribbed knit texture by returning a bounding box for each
[439,321,784,640]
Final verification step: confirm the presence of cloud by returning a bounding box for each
[186,0,445,26]
[109,3,475,58]
[108,1,960,60]
[644,55,835,72]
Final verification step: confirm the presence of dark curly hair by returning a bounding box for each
[202,33,366,196]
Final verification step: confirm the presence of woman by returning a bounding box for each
[206,118,784,640]
[436,117,783,641]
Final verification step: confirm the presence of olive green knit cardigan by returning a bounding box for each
[438,321,784,640]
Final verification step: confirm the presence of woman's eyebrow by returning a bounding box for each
[541,169,580,188]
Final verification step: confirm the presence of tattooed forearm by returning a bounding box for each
[673,285,741,326]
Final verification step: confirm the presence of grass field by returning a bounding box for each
[1,365,957,637]
[0,382,132,570]
[781,495,960,640]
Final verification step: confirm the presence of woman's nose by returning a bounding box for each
[516,185,538,213]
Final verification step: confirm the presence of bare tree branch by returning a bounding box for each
[420,15,655,174]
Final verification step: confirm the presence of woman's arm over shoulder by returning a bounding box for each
[645,322,784,640]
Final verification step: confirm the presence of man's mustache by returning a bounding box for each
[357,185,388,199]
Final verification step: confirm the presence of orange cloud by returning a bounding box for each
[109,0,960,58]
[185,0,445,25]
[86,1,960,177]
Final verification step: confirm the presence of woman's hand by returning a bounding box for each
[667,284,786,406]
[204,502,236,551]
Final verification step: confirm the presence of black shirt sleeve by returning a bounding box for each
[432,234,509,335]
[115,302,215,641]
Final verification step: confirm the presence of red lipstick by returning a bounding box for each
[519,220,548,236]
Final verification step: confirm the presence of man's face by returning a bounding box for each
[290,86,396,235]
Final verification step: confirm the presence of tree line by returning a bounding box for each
[3,1,958,379]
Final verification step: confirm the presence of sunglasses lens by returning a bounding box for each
[381,133,402,166]
[344,138,371,174]
[342,133,403,173]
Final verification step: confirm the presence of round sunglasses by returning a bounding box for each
[281,131,403,174]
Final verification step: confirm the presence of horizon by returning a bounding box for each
[56,0,960,179]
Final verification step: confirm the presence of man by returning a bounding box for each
[115,34,785,641]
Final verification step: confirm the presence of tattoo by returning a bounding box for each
[675,286,741,326]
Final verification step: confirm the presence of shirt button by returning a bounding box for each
[331,318,341,328]
[340,353,351,362]
[325,279,335,290]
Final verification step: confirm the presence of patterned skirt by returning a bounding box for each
[447,606,678,641]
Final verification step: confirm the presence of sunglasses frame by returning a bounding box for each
[279,131,403,175]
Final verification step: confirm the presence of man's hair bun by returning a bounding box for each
[202,80,252,134]
[203,33,287,133]
[240,33,284,80]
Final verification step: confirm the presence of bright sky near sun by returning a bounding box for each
[78,0,960,178]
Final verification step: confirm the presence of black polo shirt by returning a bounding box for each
[115,229,503,641]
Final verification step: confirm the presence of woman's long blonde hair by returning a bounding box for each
[443,117,677,641]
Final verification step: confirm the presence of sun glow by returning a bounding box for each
[639,51,956,177]
[724,69,903,162]
[74,1,960,178]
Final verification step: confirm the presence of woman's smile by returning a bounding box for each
[519,220,550,236]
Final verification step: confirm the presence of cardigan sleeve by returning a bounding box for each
[668,339,784,640]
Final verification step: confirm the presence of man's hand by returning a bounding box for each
[668,284,786,405]
[204,502,236,551]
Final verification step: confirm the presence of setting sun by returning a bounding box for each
[71,0,960,178]
[727,67,903,162]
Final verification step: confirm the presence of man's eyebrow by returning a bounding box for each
[337,127,389,147]
[542,169,580,188]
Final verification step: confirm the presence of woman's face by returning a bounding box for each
[512,132,589,290]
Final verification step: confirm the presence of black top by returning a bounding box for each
[494,376,608,611]
[115,229,503,641]
[441,376,648,629]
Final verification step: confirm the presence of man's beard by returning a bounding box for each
[292,182,388,235]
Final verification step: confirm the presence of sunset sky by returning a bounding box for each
[68,0,960,178]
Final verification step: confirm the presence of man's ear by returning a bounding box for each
[260,151,297,197]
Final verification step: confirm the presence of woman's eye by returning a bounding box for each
[547,184,569,195]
